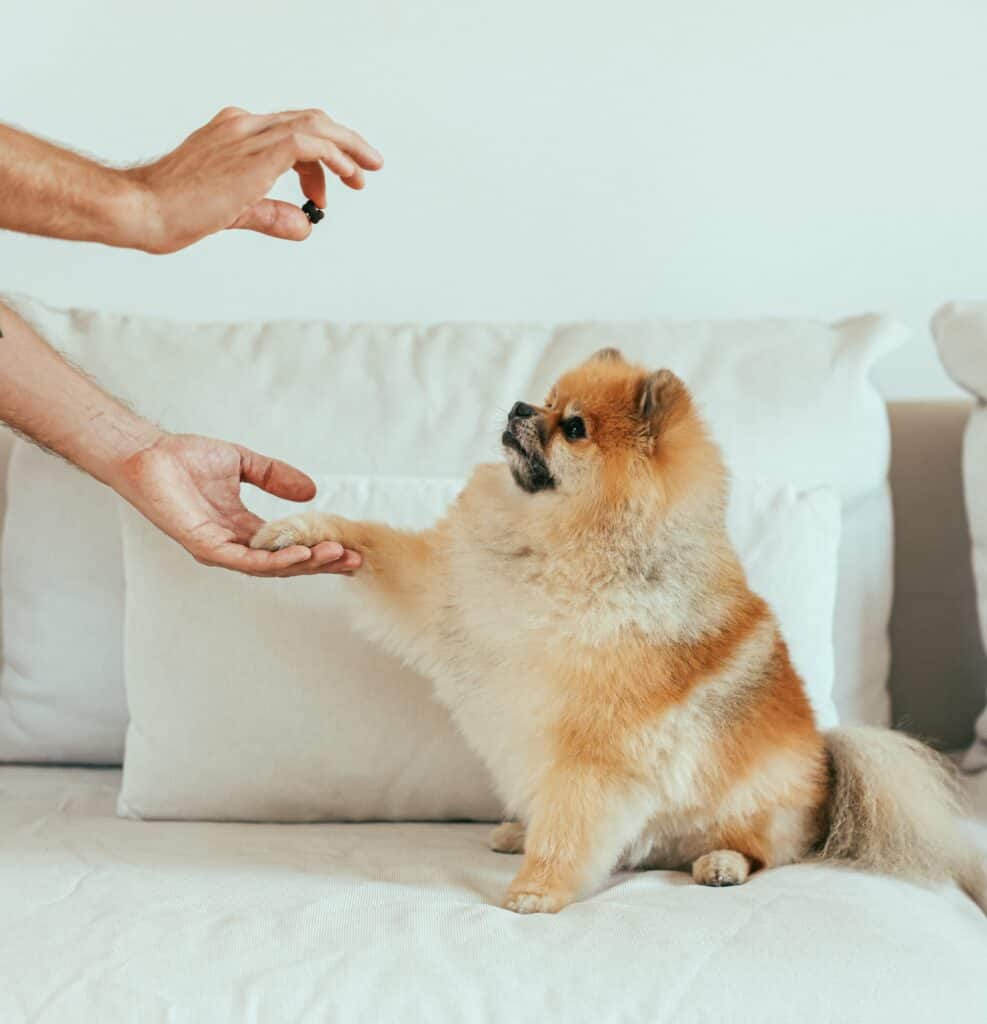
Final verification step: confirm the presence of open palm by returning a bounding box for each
[115,434,360,576]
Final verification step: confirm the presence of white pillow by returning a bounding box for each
[0,442,126,762]
[118,476,840,821]
[0,292,902,764]
[932,303,987,771]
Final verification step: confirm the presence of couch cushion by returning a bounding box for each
[0,429,14,656]
[0,766,984,1024]
[0,442,125,762]
[932,304,987,769]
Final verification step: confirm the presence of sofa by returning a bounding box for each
[0,321,985,1021]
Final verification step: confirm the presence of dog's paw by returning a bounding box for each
[489,821,526,854]
[249,518,307,552]
[692,850,750,887]
[501,888,570,914]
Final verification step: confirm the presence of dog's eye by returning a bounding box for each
[562,416,586,440]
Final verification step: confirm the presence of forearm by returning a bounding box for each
[0,123,146,248]
[0,301,162,485]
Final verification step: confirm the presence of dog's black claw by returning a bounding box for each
[301,199,324,225]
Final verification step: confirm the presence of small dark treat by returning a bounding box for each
[301,199,324,225]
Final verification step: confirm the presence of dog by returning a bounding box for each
[252,348,986,915]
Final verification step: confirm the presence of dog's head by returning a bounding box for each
[502,348,724,517]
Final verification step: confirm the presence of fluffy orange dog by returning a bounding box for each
[253,349,985,914]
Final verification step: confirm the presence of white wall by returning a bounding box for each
[3,0,985,398]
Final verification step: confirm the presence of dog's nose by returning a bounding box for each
[510,401,535,420]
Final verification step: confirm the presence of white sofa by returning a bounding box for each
[0,402,985,1023]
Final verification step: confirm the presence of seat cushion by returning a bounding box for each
[0,766,984,1024]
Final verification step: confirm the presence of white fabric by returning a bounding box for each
[0,442,126,762]
[0,429,14,651]
[962,766,987,822]
[932,303,987,770]
[0,765,984,1024]
[0,292,903,765]
[119,478,841,822]
[727,485,841,730]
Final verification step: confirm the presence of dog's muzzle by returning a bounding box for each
[503,403,555,493]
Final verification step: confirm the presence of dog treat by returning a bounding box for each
[301,199,324,225]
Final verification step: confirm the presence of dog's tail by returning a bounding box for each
[820,725,986,914]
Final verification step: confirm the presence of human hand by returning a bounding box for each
[124,106,383,253]
[112,433,362,576]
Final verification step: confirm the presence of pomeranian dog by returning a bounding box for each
[252,348,986,915]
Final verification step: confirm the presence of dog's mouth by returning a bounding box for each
[502,427,555,494]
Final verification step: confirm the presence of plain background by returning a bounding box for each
[2,0,985,399]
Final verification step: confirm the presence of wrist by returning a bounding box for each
[87,416,169,495]
[105,167,162,253]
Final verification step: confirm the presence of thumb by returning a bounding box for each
[230,199,312,241]
[236,446,317,502]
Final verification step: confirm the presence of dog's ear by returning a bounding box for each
[638,369,687,433]
[586,347,625,365]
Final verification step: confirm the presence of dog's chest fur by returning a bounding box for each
[412,466,746,824]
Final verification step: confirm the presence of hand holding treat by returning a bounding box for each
[0,107,382,253]
[123,107,381,252]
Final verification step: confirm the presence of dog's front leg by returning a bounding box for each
[251,512,442,656]
[502,767,651,914]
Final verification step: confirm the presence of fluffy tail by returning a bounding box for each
[821,725,986,913]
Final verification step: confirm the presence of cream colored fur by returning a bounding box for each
[822,726,986,911]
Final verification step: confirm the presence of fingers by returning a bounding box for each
[236,446,317,501]
[208,107,380,216]
[328,164,364,191]
[194,541,362,578]
[205,106,383,180]
[231,199,312,241]
[268,541,345,574]
[294,159,328,208]
[250,109,383,170]
[254,131,362,184]
[199,542,316,575]
[272,544,363,577]
[313,548,363,574]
